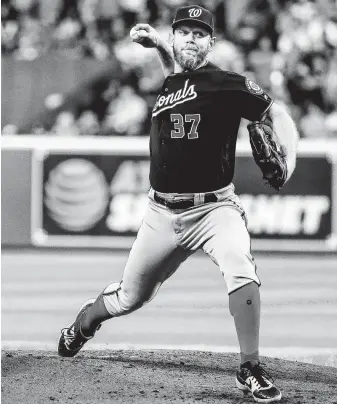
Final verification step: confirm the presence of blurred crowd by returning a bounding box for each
[2,0,337,138]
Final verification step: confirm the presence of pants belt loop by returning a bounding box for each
[194,193,205,205]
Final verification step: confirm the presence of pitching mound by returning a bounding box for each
[2,349,336,404]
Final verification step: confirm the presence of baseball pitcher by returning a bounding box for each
[58,5,298,403]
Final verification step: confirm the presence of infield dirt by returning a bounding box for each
[2,349,336,404]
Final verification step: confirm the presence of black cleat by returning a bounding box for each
[236,361,282,403]
[58,299,101,357]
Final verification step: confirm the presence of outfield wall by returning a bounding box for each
[2,135,337,252]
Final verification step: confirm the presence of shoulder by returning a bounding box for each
[203,62,244,78]
[205,62,223,72]
[198,63,244,85]
[206,65,246,84]
[208,68,267,94]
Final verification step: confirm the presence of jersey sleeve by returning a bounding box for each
[235,76,273,121]
[215,72,273,121]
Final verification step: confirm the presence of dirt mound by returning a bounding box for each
[2,349,336,404]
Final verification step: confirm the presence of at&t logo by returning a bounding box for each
[188,7,202,18]
[44,158,109,232]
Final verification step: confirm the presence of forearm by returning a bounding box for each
[155,38,174,77]
[267,102,299,181]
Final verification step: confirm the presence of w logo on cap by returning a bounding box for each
[188,7,202,17]
[172,5,214,34]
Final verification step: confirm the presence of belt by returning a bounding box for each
[153,191,218,209]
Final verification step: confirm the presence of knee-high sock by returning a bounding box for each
[229,281,260,365]
[80,294,112,337]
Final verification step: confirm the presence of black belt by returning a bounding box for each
[153,192,218,209]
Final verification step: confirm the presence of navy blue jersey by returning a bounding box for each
[149,62,273,193]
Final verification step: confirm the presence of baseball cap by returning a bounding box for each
[172,5,214,35]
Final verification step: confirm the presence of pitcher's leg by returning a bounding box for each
[101,219,191,317]
[58,202,191,357]
[202,205,261,364]
[80,224,189,336]
[229,282,260,364]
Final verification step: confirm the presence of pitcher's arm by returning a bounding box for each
[130,24,174,77]
[155,37,174,77]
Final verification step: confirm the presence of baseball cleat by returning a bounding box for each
[58,299,101,357]
[236,361,282,403]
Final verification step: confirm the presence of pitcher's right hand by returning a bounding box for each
[130,24,160,48]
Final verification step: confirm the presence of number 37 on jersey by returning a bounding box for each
[170,113,201,139]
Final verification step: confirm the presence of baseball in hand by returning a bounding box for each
[130,28,147,42]
[130,26,157,47]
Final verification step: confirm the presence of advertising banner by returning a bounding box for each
[31,150,150,248]
[31,147,336,251]
[233,155,334,251]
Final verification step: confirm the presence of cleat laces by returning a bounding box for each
[61,326,84,350]
[62,322,101,350]
[62,327,75,348]
[249,363,274,391]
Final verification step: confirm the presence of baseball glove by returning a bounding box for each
[247,117,288,190]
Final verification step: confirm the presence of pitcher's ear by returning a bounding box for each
[208,36,216,52]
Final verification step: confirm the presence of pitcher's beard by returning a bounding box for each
[173,46,208,71]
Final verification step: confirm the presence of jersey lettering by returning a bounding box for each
[170,113,200,139]
[152,79,197,117]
